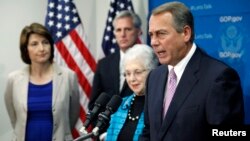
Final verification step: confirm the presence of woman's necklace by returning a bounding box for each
[127,94,140,121]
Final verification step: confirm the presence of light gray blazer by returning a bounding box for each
[4,63,80,141]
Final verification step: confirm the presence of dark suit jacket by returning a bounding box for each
[140,47,244,141]
[89,51,133,110]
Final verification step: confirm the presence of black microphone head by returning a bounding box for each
[106,95,122,113]
[83,92,111,128]
[94,92,111,107]
[93,95,122,134]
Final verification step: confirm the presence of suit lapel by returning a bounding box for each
[52,64,63,107]
[20,67,30,112]
[153,66,169,129]
[159,48,202,139]
[113,52,121,95]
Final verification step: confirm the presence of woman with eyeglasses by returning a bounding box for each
[104,44,158,141]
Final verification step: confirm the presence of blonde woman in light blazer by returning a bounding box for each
[4,23,80,141]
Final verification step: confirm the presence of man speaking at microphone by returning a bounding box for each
[140,1,244,141]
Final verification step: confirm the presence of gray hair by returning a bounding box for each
[122,44,158,72]
[152,1,194,42]
[113,10,142,29]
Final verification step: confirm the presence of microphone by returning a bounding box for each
[79,92,110,134]
[92,95,122,136]
[73,132,94,141]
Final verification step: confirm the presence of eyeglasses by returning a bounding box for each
[123,69,147,78]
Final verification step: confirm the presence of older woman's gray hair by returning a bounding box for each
[122,44,158,71]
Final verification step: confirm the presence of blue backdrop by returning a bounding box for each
[149,0,250,124]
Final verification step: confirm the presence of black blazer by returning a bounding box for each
[140,47,244,141]
[89,51,133,109]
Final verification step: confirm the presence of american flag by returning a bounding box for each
[45,0,96,139]
[102,0,136,56]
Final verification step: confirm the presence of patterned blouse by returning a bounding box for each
[106,94,145,141]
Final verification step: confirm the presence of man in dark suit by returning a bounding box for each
[89,10,142,110]
[140,2,244,141]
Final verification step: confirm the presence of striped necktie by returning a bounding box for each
[163,68,177,118]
